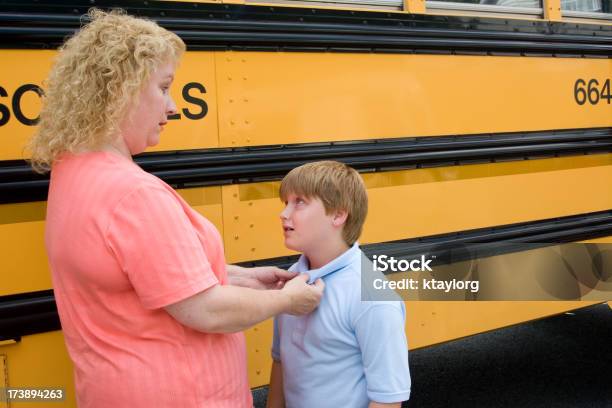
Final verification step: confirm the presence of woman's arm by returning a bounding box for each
[165,274,324,333]
[226,264,297,290]
[266,360,285,408]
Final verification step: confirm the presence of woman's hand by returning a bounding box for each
[281,274,325,316]
[227,264,297,290]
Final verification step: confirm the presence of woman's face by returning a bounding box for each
[119,62,178,155]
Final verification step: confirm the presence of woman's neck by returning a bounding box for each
[101,140,132,160]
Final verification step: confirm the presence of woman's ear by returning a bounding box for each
[332,210,348,227]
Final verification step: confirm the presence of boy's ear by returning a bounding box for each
[332,210,348,227]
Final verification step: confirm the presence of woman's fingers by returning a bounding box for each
[282,274,324,315]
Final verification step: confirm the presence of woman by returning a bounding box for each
[29,9,323,407]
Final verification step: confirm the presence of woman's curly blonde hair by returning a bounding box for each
[29,8,185,173]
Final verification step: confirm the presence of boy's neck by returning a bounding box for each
[304,239,351,270]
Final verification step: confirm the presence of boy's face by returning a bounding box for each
[280,193,341,254]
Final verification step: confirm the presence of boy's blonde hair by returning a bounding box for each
[29,9,185,172]
[280,161,368,246]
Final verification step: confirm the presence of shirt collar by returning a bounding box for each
[292,243,360,284]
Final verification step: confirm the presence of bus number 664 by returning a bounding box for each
[574,78,611,106]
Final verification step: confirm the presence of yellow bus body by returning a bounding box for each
[0,0,611,405]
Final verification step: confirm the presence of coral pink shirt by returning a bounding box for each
[45,151,252,408]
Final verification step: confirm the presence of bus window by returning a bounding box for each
[562,0,612,15]
[250,0,403,10]
[433,0,541,6]
[426,0,543,16]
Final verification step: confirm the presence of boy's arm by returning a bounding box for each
[267,360,285,408]
[369,403,400,408]
[268,317,285,408]
[354,303,411,405]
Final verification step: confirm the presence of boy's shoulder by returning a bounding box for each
[359,251,404,302]
[307,249,403,300]
[329,250,405,321]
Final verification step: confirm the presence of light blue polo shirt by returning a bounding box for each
[272,243,411,408]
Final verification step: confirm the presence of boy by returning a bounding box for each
[267,161,411,408]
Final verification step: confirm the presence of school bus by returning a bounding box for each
[0,0,610,406]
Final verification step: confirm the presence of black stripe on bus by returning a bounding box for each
[1,127,611,205]
[0,0,610,56]
[239,209,612,270]
[0,290,59,341]
[1,209,611,340]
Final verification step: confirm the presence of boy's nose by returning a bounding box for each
[280,206,290,220]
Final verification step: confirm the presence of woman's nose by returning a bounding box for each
[167,96,178,116]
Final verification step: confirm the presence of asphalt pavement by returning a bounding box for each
[405,303,611,408]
